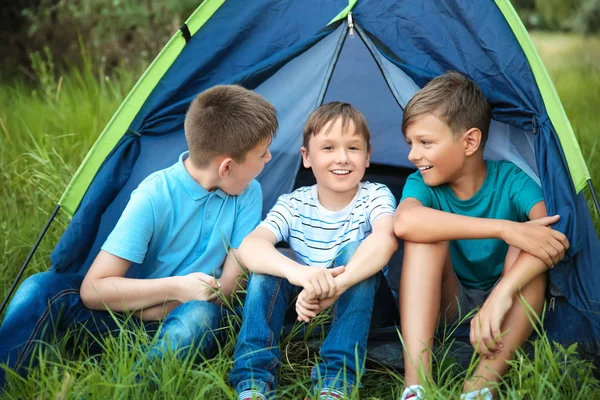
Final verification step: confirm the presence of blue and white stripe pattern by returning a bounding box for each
[260,182,396,267]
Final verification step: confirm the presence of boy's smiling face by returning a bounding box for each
[301,117,370,205]
[404,113,468,187]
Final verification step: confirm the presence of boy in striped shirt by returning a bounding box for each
[229,102,398,400]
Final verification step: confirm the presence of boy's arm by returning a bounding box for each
[80,250,218,312]
[471,201,569,356]
[215,249,245,304]
[336,214,398,292]
[394,198,568,267]
[238,227,345,299]
[296,215,397,322]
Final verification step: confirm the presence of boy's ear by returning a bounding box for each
[218,157,233,178]
[300,146,311,169]
[463,128,482,156]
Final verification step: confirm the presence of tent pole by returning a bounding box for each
[588,179,600,217]
[0,205,61,316]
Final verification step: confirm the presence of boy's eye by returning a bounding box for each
[349,146,360,151]
[323,146,333,150]
[421,140,432,146]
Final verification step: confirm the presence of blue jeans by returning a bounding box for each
[229,242,378,397]
[0,271,237,389]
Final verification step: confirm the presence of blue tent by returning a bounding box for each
[3,0,600,365]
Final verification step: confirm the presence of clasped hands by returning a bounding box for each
[288,265,346,323]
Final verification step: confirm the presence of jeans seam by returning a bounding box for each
[14,288,80,369]
[264,277,283,382]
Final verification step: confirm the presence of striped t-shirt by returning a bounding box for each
[260,182,396,267]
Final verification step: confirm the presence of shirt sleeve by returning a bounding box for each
[366,183,397,225]
[230,180,264,248]
[259,194,293,243]
[400,172,436,208]
[509,165,544,221]
[101,187,155,264]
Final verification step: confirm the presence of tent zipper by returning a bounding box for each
[348,12,355,38]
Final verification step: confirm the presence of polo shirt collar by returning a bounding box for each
[175,152,226,200]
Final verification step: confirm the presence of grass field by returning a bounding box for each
[0,32,599,398]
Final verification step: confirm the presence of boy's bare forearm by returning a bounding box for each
[337,219,398,291]
[494,251,547,297]
[217,250,247,302]
[80,276,180,312]
[238,236,303,279]
[395,202,506,243]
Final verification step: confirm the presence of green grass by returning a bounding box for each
[0,33,599,398]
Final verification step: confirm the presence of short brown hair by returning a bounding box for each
[184,85,278,167]
[303,102,371,150]
[402,72,491,148]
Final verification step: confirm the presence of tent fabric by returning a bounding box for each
[45,0,599,350]
[58,0,227,217]
[494,0,590,192]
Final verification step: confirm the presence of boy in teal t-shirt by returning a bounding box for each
[394,73,570,400]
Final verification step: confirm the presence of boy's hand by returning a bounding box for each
[470,290,512,359]
[176,272,220,303]
[295,289,320,322]
[286,265,345,300]
[501,215,569,267]
[295,288,342,322]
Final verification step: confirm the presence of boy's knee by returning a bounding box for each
[9,272,79,312]
[160,301,223,343]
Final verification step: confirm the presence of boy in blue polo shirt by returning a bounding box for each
[0,85,277,389]
[393,73,570,400]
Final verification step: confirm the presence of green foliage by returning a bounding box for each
[515,0,600,34]
[2,0,201,77]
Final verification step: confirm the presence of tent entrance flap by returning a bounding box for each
[253,23,348,214]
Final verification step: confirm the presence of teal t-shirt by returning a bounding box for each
[400,160,543,290]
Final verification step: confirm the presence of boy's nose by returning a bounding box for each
[407,147,420,163]
[264,150,272,163]
[336,149,349,164]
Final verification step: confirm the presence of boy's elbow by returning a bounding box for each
[237,238,256,269]
[80,280,101,310]
[393,218,410,239]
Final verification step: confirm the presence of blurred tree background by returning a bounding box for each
[0,0,201,78]
[1,0,598,80]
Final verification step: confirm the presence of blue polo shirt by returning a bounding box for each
[102,152,263,279]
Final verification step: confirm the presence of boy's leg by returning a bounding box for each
[400,241,460,387]
[229,273,295,398]
[0,271,122,389]
[145,300,238,362]
[311,241,375,397]
[464,248,546,393]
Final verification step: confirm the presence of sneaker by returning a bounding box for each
[316,387,347,399]
[238,389,267,400]
[400,385,425,400]
[460,387,492,400]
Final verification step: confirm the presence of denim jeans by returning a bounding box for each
[229,241,378,398]
[0,271,237,389]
